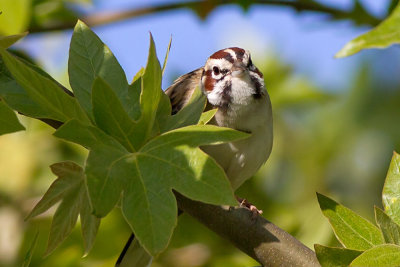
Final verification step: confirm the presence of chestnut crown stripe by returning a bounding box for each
[209,50,234,63]
[209,47,246,63]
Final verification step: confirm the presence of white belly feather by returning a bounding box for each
[202,93,273,190]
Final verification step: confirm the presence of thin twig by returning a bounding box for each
[29,0,381,33]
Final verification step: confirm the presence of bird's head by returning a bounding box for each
[201,47,265,110]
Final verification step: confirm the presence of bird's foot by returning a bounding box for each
[236,196,263,218]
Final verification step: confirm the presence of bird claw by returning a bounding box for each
[236,197,263,218]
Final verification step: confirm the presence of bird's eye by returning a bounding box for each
[212,66,220,75]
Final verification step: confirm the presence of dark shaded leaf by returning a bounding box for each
[314,244,362,267]
[375,206,400,245]
[0,100,25,135]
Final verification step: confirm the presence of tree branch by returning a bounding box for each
[175,193,320,267]
[29,0,381,33]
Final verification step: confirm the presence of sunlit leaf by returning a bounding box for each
[26,162,100,256]
[85,125,247,255]
[0,32,28,48]
[0,0,31,35]
[69,20,133,119]
[383,152,400,225]
[162,37,172,75]
[317,193,384,250]
[129,33,162,149]
[350,244,400,266]
[0,100,25,135]
[375,206,400,245]
[336,2,400,58]
[198,109,217,125]
[314,244,362,267]
[0,48,88,123]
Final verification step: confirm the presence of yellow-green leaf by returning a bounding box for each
[382,152,400,225]
[317,193,384,250]
[350,244,400,266]
[336,2,400,58]
[0,0,31,35]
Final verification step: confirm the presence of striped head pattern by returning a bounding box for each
[201,47,265,109]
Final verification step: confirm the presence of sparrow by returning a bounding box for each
[116,47,273,266]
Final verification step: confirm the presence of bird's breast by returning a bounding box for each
[202,93,273,190]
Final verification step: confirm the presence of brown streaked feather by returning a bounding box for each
[165,68,203,114]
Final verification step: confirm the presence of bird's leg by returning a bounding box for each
[236,196,263,218]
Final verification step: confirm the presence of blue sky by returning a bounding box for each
[19,0,399,91]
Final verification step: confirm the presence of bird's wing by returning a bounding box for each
[165,67,203,114]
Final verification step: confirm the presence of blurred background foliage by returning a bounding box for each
[1,0,400,266]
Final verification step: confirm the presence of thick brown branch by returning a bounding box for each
[175,193,320,267]
[29,0,381,33]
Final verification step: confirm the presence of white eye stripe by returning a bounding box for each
[224,49,237,60]
[205,58,232,71]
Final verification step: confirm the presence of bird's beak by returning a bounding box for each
[231,63,247,77]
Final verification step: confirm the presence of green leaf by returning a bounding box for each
[80,188,100,256]
[0,100,25,135]
[317,193,384,250]
[375,206,400,245]
[26,162,100,256]
[85,125,247,255]
[54,119,125,150]
[21,231,39,267]
[383,152,400,225]
[130,33,162,148]
[0,32,28,48]
[336,2,400,58]
[350,244,400,266]
[127,77,141,121]
[314,244,362,267]
[198,109,217,125]
[0,0,31,35]
[92,77,137,152]
[162,37,172,75]
[0,55,68,119]
[85,145,128,217]
[0,48,88,123]
[68,20,133,119]
[154,90,172,134]
[160,86,206,132]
